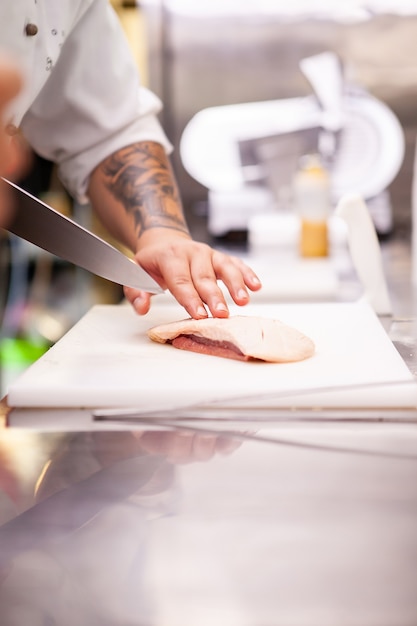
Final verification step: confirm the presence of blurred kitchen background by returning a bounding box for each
[141,1,417,237]
[1,0,417,392]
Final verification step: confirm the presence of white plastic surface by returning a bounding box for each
[7,300,417,412]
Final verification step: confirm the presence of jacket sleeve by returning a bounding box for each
[20,0,172,204]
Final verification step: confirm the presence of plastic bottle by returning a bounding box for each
[293,154,331,257]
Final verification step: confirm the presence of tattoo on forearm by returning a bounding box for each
[101,142,189,238]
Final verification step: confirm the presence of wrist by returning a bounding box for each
[135,226,191,252]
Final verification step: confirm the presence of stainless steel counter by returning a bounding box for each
[0,411,416,625]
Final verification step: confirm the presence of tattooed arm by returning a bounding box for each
[87,141,262,319]
[88,141,189,250]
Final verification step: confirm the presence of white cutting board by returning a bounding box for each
[6,300,417,411]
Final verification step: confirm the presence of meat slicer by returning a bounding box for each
[180,52,405,238]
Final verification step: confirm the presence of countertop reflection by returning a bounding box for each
[0,418,416,625]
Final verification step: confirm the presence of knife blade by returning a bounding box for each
[1,177,163,293]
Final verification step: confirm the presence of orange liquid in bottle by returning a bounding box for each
[300,219,328,257]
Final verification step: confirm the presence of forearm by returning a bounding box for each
[87,140,190,253]
[87,139,261,319]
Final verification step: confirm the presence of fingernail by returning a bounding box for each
[197,306,208,317]
[237,289,249,300]
[133,296,144,309]
[215,302,228,313]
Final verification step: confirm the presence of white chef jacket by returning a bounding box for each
[0,0,172,203]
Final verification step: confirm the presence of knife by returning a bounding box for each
[1,177,163,293]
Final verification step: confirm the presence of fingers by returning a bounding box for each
[172,248,262,319]
[163,245,229,319]
[212,250,262,306]
[128,238,262,319]
[143,244,262,320]
[123,287,154,315]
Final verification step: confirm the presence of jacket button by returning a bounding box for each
[25,23,38,37]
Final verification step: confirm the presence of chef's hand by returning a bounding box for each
[88,140,261,318]
[123,228,262,319]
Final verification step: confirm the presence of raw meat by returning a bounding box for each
[147,315,315,363]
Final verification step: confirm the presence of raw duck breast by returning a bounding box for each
[147,315,315,363]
